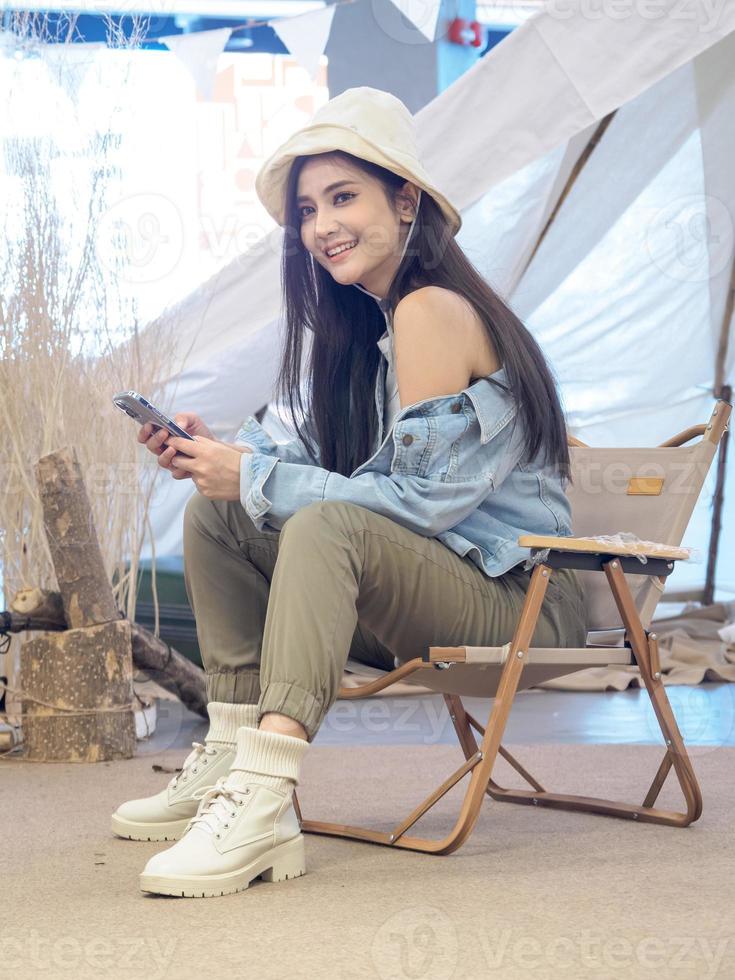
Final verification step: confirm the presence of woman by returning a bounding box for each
[112,87,587,898]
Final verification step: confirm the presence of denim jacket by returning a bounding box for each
[235,290,573,577]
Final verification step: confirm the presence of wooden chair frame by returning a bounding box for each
[292,402,730,855]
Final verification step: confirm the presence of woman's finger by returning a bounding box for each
[158,446,175,468]
[147,428,169,455]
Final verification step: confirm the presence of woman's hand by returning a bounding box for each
[164,435,247,500]
[139,413,218,480]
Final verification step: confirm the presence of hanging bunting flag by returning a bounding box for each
[269,5,336,80]
[387,0,442,42]
[159,26,233,100]
[0,30,105,103]
[41,41,105,103]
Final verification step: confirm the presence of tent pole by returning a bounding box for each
[516,111,617,282]
[703,255,735,605]
[703,394,730,606]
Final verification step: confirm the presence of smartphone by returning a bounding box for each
[112,391,196,445]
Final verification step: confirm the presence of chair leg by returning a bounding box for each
[298,563,554,854]
[456,560,702,827]
[444,695,546,796]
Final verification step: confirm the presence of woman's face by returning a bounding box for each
[296,156,418,299]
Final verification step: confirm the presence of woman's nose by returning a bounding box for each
[314,211,339,240]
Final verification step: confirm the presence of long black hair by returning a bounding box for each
[273,149,571,484]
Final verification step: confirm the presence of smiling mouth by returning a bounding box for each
[325,241,358,260]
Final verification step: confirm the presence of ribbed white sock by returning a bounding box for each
[205,702,260,745]
[224,726,309,796]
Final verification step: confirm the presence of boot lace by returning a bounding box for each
[170,741,219,790]
[188,776,252,836]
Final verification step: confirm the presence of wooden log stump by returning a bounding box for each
[21,447,136,761]
[7,587,208,718]
[9,587,66,630]
[35,449,120,629]
[20,620,136,762]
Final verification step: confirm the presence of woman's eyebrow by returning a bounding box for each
[296,180,358,204]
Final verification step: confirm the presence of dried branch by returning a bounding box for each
[0,15,185,722]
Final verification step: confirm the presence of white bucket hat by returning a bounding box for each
[255,86,462,237]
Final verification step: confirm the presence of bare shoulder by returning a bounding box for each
[395,285,466,319]
[391,287,473,408]
[394,286,500,381]
[393,286,472,352]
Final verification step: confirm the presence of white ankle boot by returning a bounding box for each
[139,726,308,897]
[111,702,259,842]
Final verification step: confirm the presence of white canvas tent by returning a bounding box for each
[139,1,735,605]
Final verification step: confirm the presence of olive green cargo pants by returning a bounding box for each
[183,494,588,742]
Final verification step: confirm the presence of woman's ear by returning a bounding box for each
[397,182,420,222]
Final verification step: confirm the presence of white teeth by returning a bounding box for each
[327,241,357,257]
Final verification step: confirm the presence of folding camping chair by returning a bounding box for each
[292,400,732,854]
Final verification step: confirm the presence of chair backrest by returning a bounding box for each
[566,401,729,632]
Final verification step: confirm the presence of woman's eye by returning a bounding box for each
[299,193,354,219]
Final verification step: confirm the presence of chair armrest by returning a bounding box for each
[517,534,690,562]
